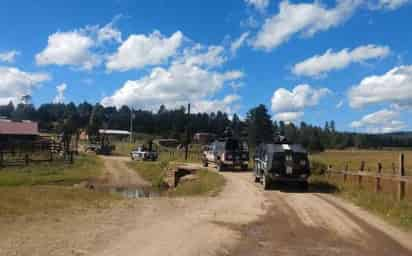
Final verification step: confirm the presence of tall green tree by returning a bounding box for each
[246,104,274,147]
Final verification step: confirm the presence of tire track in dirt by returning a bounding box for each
[96,156,150,188]
[225,175,412,256]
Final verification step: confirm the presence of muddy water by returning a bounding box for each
[109,187,161,198]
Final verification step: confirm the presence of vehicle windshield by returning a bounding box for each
[225,139,247,151]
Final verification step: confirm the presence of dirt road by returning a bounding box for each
[1,157,411,256]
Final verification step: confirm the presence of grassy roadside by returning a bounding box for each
[0,154,103,186]
[168,169,225,197]
[310,175,412,231]
[126,160,225,196]
[0,154,119,218]
[311,150,412,175]
[0,186,117,218]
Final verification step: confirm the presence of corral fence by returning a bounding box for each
[160,150,202,162]
[0,140,75,168]
[324,153,412,202]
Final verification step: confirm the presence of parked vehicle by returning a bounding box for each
[130,145,158,161]
[253,140,310,190]
[202,138,249,171]
[85,135,115,155]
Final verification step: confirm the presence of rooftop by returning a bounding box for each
[0,120,39,136]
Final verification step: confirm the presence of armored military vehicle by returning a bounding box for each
[253,136,310,190]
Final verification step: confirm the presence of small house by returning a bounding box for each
[0,119,39,143]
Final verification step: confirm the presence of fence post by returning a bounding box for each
[398,153,406,201]
[70,151,74,164]
[344,163,348,183]
[375,162,382,193]
[327,165,332,179]
[25,154,29,166]
[358,161,365,187]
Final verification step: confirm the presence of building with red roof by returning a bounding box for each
[0,120,39,145]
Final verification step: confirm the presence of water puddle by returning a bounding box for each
[109,187,161,198]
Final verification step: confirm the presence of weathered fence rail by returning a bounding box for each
[324,153,411,202]
[160,150,202,161]
[0,140,73,168]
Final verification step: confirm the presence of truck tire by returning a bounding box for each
[254,175,260,183]
[217,163,225,172]
[300,181,309,191]
[262,174,271,190]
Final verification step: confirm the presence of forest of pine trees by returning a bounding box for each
[1,101,412,151]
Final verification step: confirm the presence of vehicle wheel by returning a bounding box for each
[217,163,225,172]
[299,181,309,191]
[254,175,260,183]
[202,161,208,167]
[262,174,271,190]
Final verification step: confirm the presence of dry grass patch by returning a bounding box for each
[311,150,412,175]
[0,186,119,218]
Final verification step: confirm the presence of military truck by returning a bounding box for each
[202,137,249,171]
[253,137,310,190]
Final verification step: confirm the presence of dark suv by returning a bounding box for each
[253,142,310,190]
[202,138,249,171]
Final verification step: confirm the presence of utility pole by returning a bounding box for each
[130,108,134,144]
[185,103,191,160]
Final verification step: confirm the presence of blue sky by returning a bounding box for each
[0,0,412,133]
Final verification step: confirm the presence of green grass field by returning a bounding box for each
[311,150,412,175]
[0,154,117,218]
[0,154,103,186]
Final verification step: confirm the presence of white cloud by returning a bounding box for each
[245,0,270,11]
[336,100,344,108]
[36,31,100,70]
[292,44,390,77]
[96,21,122,44]
[101,61,243,111]
[253,0,360,50]
[106,31,183,72]
[0,50,20,63]
[350,109,406,133]
[0,67,50,104]
[349,65,412,108]
[53,83,67,103]
[271,84,331,121]
[192,94,241,114]
[35,19,122,70]
[179,44,226,68]
[275,111,304,122]
[375,0,410,10]
[230,32,250,56]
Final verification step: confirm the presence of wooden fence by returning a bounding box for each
[324,153,411,202]
[0,141,74,168]
[160,150,202,162]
